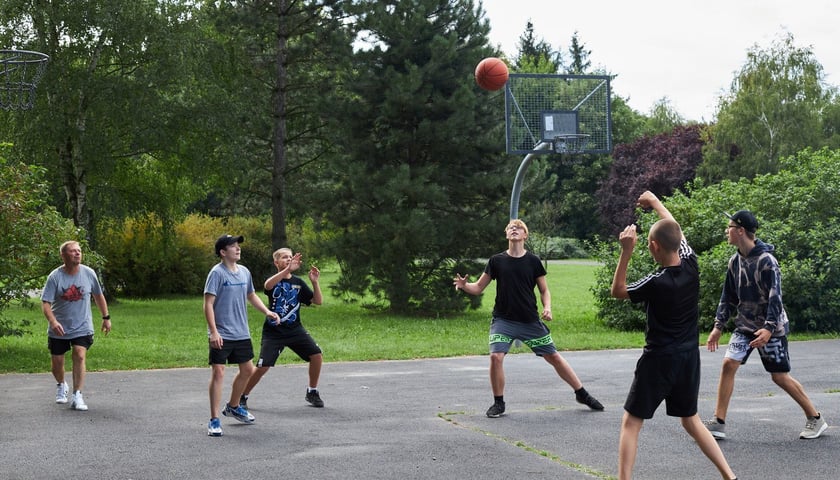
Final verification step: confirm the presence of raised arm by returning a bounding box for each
[309,265,323,306]
[637,191,674,221]
[637,191,685,241]
[611,225,637,299]
[264,252,301,290]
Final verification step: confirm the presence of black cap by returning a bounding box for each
[725,210,758,233]
[214,234,244,256]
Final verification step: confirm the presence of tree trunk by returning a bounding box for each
[271,0,289,250]
[58,136,92,245]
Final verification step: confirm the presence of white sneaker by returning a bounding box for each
[55,382,69,404]
[71,391,88,411]
[800,414,828,439]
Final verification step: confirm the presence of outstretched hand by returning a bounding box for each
[289,252,302,272]
[453,273,468,291]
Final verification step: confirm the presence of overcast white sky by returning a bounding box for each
[482,0,839,122]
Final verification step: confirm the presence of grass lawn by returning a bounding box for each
[1,260,830,374]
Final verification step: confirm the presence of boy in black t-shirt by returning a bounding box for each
[242,248,325,408]
[454,218,603,418]
[611,191,736,480]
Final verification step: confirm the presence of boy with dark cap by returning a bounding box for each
[204,234,279,436]
[705,210,828,440]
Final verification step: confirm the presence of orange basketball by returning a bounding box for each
[474,57,509,91]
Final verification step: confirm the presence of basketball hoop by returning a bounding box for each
[552,133,590,154]
[1,49,50,111]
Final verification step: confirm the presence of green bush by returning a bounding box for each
[99,214,291,297]
[592,147,840,333]
[528,234,590,260]
[1,155,83,336]
[99,214,210,296]
[590,239,646,331]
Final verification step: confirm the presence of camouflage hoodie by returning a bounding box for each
[713,240,789,337]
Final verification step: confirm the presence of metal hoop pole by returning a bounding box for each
[509,141,552,220]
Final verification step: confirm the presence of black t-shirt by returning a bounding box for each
[485,251,546,323]
[263,275,314,329]
[627,240,699,354]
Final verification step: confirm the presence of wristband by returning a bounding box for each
[102,314,111,320]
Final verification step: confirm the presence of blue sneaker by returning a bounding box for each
[222,403,255,424]
[207,417,223,436]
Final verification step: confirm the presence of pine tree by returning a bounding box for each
[321,0,511,314]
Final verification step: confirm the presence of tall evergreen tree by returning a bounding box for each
[321,0,510,314]
[513,21,562,73]
[566,31,591,74]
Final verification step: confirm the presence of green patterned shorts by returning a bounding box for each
[488,317,556,356]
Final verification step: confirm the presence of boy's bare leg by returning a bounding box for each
[771,372,819,418]
[618,411,643,480]
[243,366,270,396]
[230,361,255,406]
[489,352,505,396]
[209,364,225,418]
[713,359,740,420]
[543,352,583,390]
[309,353,323,388]
[681,414,737,479]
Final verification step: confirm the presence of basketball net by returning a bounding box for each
[1,50,50,111]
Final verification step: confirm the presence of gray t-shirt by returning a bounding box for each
[41,265,103,339]
[203,263,255,341]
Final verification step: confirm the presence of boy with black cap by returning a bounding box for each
[704,210,828,440]
[204,234,279,436]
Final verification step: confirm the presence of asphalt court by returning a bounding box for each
[1,339,838,479]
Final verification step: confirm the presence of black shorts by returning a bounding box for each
[208,338,254,365]
[48,335,94,355]
[624,348,700,419]
[256,327,322,367]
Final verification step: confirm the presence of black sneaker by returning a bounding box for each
[306,389,324,408]
[576,389,604,411]
[239,394,248,410]
[486,401,505,418]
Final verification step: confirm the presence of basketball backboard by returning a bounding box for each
[504,73,612,155]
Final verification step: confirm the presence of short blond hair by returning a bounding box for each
[505,219,529,235]
[272,247,292,261]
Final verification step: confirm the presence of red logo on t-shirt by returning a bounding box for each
[61,285,84,302]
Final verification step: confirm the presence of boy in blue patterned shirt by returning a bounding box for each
[242,248,324,408]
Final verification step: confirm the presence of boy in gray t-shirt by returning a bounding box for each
[204,234,279,437]
[41,241,111,411]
